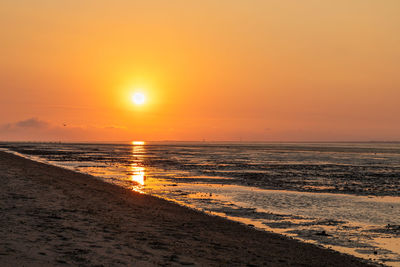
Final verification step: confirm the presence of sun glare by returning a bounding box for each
[132,92,146,105]
[132,141,145,145]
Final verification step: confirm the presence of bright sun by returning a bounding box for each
[132,92,146,105]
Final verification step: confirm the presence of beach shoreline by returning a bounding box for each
[0,151,373,266]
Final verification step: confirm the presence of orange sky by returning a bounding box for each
[1,0,400,142]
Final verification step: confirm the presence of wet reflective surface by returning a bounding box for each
[130,143,146,186]
[1,142,400,266]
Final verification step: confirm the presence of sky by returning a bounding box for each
[1,0,400,142]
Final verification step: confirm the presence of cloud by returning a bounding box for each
[14,117,50,129]
[0,117,50,131]
[0,118,64,140]
[0,118,130,142]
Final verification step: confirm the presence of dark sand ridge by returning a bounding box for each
[0,151,373,266]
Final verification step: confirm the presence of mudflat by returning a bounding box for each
[0,151,372,266]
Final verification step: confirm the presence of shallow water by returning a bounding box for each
[1,142,400,265]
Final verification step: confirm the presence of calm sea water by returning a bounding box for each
[1,142,400,265]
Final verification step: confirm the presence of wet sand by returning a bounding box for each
[0,151,373,266]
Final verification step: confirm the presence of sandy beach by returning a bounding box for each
[0,151,372,266]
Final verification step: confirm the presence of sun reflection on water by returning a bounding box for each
[132,141,145,145]
[131,166,145,185]
[130,141,146,190]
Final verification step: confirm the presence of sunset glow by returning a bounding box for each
[0,1,399,142]
[1,2,400,264]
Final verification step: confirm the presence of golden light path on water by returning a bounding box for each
[130,141,146,189]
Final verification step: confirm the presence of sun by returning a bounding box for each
[132,92,146,105]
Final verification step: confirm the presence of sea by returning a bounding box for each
[1,142,399,266]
